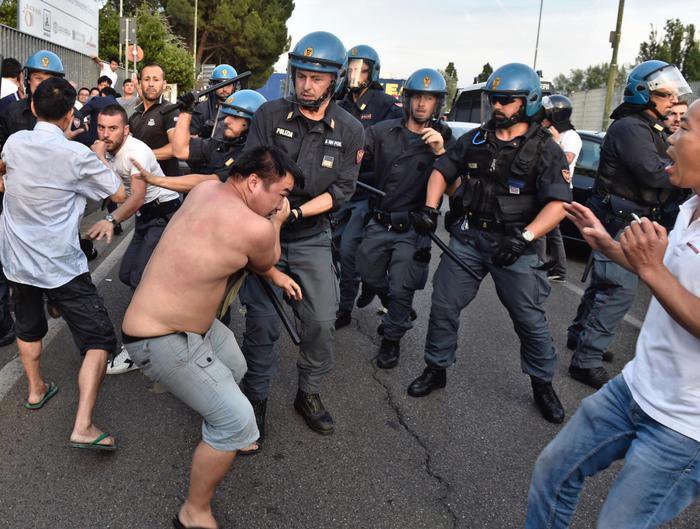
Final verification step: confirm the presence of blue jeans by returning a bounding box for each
[526,374,700,528]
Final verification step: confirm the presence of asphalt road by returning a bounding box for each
[0,214,697,529]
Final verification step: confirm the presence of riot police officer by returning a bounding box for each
[567,60,692,388]
[356,68,453,368]
[333,44,403,329]
[238,31,364,445]
[171,89,267,185]
[0,50,66,148]
[190,64,238,139]
[409,63,572,424]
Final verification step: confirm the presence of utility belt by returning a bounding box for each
[462,211,508,234]
[137,198,181,223]
[591,193,661,237]
[372,210,411,232]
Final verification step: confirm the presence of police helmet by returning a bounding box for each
[210,64,238,83]
[286,31,346,107]
[25,50,65,77]
[623,60,691,105]
[484,63,542,117]
[402,68,447,122]
[220,89,267,120]
[347,44,381,88]
[542,94,573,125]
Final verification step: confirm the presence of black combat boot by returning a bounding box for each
[294,390,334,435]
[356,286,376,308]
[335,309,352,330]
[568,365,610,389]
[376,338,400,369]
[407,366,446,397]
[531,376,565,424]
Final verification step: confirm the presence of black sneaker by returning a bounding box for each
[407,366,446,397]
[334,310,352,330]
[294,390,334,435]
[376,338,400,369]
[530,377,565,424]
[569,365,610,389]
[0,324,15,347]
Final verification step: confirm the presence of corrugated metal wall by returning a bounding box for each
[1,23,126,89]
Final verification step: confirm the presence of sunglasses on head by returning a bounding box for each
[489,93,518,105]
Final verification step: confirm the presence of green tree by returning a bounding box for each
[637,18,700,80]
[438,61,458,112]
[0,0,17,27]
[476,62,493,83]
[99,2,194,90]
[161,0,294,87]
[553,63,628,95]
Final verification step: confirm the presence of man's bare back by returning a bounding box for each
[122,178,288,337]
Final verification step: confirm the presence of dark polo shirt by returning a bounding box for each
[129,96,180,176]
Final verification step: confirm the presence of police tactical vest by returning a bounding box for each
[458,124,550,226]
[595,112,671,207]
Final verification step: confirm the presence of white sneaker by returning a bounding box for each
[106,346,140,375]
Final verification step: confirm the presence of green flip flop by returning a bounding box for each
[24,382,59,410]
[69,432,117,452]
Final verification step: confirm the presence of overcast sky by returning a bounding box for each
[273,0,700,83]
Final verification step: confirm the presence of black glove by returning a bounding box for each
[491,231,530,267]
[411,206,440,236]
[176,92,197,113]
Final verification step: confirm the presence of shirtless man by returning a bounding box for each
[121,145,303,529]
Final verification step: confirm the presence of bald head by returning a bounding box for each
[666,100,700,193]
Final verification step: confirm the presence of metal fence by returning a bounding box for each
[570,81,700,132]
[1,23,127,89]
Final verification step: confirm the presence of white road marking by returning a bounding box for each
[0,231,133,402]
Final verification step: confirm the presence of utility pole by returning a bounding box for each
[602,0,625,131]
[533,0,544,70]
[193,0,198,82]
[119,0,123,66]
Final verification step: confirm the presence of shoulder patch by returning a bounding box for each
[275,127,295,139]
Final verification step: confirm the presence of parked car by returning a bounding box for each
[560,130,605,247]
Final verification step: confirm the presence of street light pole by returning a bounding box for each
[193,0,198,82]
[602,0,625,131]
[533,0,544,70]
[119,0,123,66]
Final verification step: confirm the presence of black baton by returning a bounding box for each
[356,181,480,281]
[159,70,252,115]
[580,252,594,283]
[255,275,301,346]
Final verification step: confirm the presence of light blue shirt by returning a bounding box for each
[0,121,121,288]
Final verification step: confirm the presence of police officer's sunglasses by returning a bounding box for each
[651,90,678,100]
[488,93,518,105]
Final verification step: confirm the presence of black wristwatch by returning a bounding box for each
[287,207,303,224]
[105,214,118,226]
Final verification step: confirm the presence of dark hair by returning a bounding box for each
[33,77,76,121]
[138,62,164,78]
[109,58,119,65]
[78,87,90,93]
[99,86,119,97]
[1,58,22,80]
[230,146,304,189]
[98,103,128,125]
[97,75,113,86]
[90,87,99,93]
[122,78,134,86]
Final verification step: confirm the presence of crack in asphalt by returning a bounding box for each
[354,316,459,529]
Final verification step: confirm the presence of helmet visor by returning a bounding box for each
[347,59,369,89]
[647,65,692,99]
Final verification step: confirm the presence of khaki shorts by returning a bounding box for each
[124,319,258,452]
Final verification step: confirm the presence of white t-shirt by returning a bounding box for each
[623,193,700,442]
[0,78,19,98]
[99,63,118,88]
[106,134,179,205]
[557,129,582,187]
